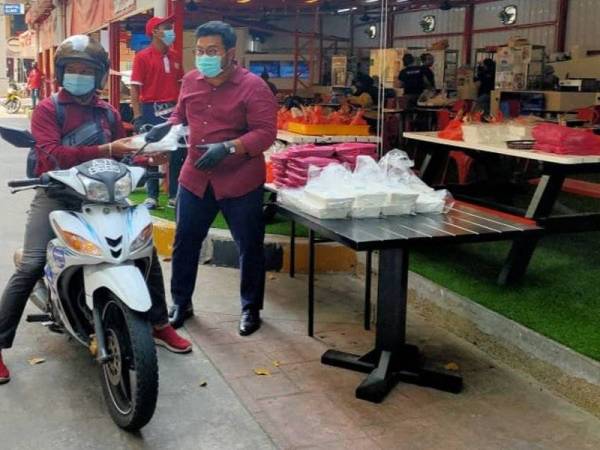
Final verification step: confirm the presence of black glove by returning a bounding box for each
[132,116,146,133]
[195,142,231,170]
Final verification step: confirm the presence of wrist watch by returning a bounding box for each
[224,141,236,154]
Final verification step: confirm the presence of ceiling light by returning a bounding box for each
[337,7,358,13]
[236,0,252,4]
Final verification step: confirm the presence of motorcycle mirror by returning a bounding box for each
[144,123,173,144]
[0,126,36,148]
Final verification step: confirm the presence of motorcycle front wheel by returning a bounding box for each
[99,295,158,431]
[5,99,20,114]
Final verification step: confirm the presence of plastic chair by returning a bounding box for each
[442,150,474,185]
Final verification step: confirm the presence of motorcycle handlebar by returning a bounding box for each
[7,178,42,188]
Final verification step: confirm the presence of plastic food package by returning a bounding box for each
[461,123,483,144]
[304,186,355,209]
[379,185,419,216]
[378,149,415,182]
[351,205,382,219]
[131,124,188,152]
[297,196,351,219]
[415,190,454,214]
[351,184,388,208]
[507,123,533,140]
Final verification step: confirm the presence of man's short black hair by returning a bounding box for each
[196,21,237,50]
[403,54,415,66]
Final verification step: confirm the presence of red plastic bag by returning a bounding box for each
[438,119,463,141]
[532,124,600,155]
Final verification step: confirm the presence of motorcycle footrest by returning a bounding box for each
[26,314,52,323]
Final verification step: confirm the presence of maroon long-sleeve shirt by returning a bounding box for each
[169,65,278,200]
[31,90,125,176]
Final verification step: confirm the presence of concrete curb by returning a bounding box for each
[407,272,600,386]
[152,216,357,273]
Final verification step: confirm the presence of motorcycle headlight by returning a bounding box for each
[78,175,110,202]
[53,223,102,256]
[114,174,132,201]
[130,223,153,253]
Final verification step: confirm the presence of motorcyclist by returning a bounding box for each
[0,35,191,385]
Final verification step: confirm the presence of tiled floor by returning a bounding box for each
[177,264,600,450]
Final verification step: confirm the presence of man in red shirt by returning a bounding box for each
[0,35,191,385]
[27,62,43,108]
[168,21,278,336]
[131,15,184,210]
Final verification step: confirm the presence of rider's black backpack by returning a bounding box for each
[26,93,117,177]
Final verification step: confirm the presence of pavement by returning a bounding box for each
[1,116,600,449]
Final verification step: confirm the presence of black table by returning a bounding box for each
[276,201,541,403]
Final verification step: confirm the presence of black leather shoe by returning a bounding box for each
[169,304,194,329]
[239,310,261,336]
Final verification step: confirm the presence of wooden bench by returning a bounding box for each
[529,177,600,199]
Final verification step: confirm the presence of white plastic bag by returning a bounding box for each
[415,189,455,214]
[131,124,188,153]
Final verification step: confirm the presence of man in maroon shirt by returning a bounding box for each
[168,21,278,336]
[0,35,191,385]
[131,15,184,210]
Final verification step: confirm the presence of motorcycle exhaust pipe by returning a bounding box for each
[92,307,111,364]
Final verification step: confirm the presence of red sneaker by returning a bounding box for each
[153,325,192,354]
[0,351,10,384]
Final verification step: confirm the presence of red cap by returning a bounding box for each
[145,15,175,37]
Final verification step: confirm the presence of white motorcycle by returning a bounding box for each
[2,124,173,431]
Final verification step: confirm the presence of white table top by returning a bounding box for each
[403,132,600,165]
[277,130,381,144]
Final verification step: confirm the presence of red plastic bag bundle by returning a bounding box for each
[532,124,600,155]
[287,156,338,170]
[334,143,378,157]
[287,145,336,158]
[437,118,463,141]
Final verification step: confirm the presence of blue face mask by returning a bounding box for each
[62,73,96,97]
[161,30,176,46]
[196,55,223,78]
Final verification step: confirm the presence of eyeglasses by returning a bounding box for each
[195,47,223,57]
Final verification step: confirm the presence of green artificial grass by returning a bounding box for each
[131,188,600,361]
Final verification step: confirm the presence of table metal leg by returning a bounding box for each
[290,221,296,278]
[364,250,372,331]
[499,171,565,285]
[322,248,463,403]
[308,229,315,337]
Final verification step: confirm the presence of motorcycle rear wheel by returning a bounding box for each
[99,295,158,431]
[5,99,20,114]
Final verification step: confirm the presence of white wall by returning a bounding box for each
[565,0,600,52]
[473,0,558,28]
[472,0,558,59]
[394,7,466,36]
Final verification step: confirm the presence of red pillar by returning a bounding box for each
[293,10,300,95]
[462,3,474,65]
[556,0,569,53]
[168,0,185,70]
[109,21,121,109]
